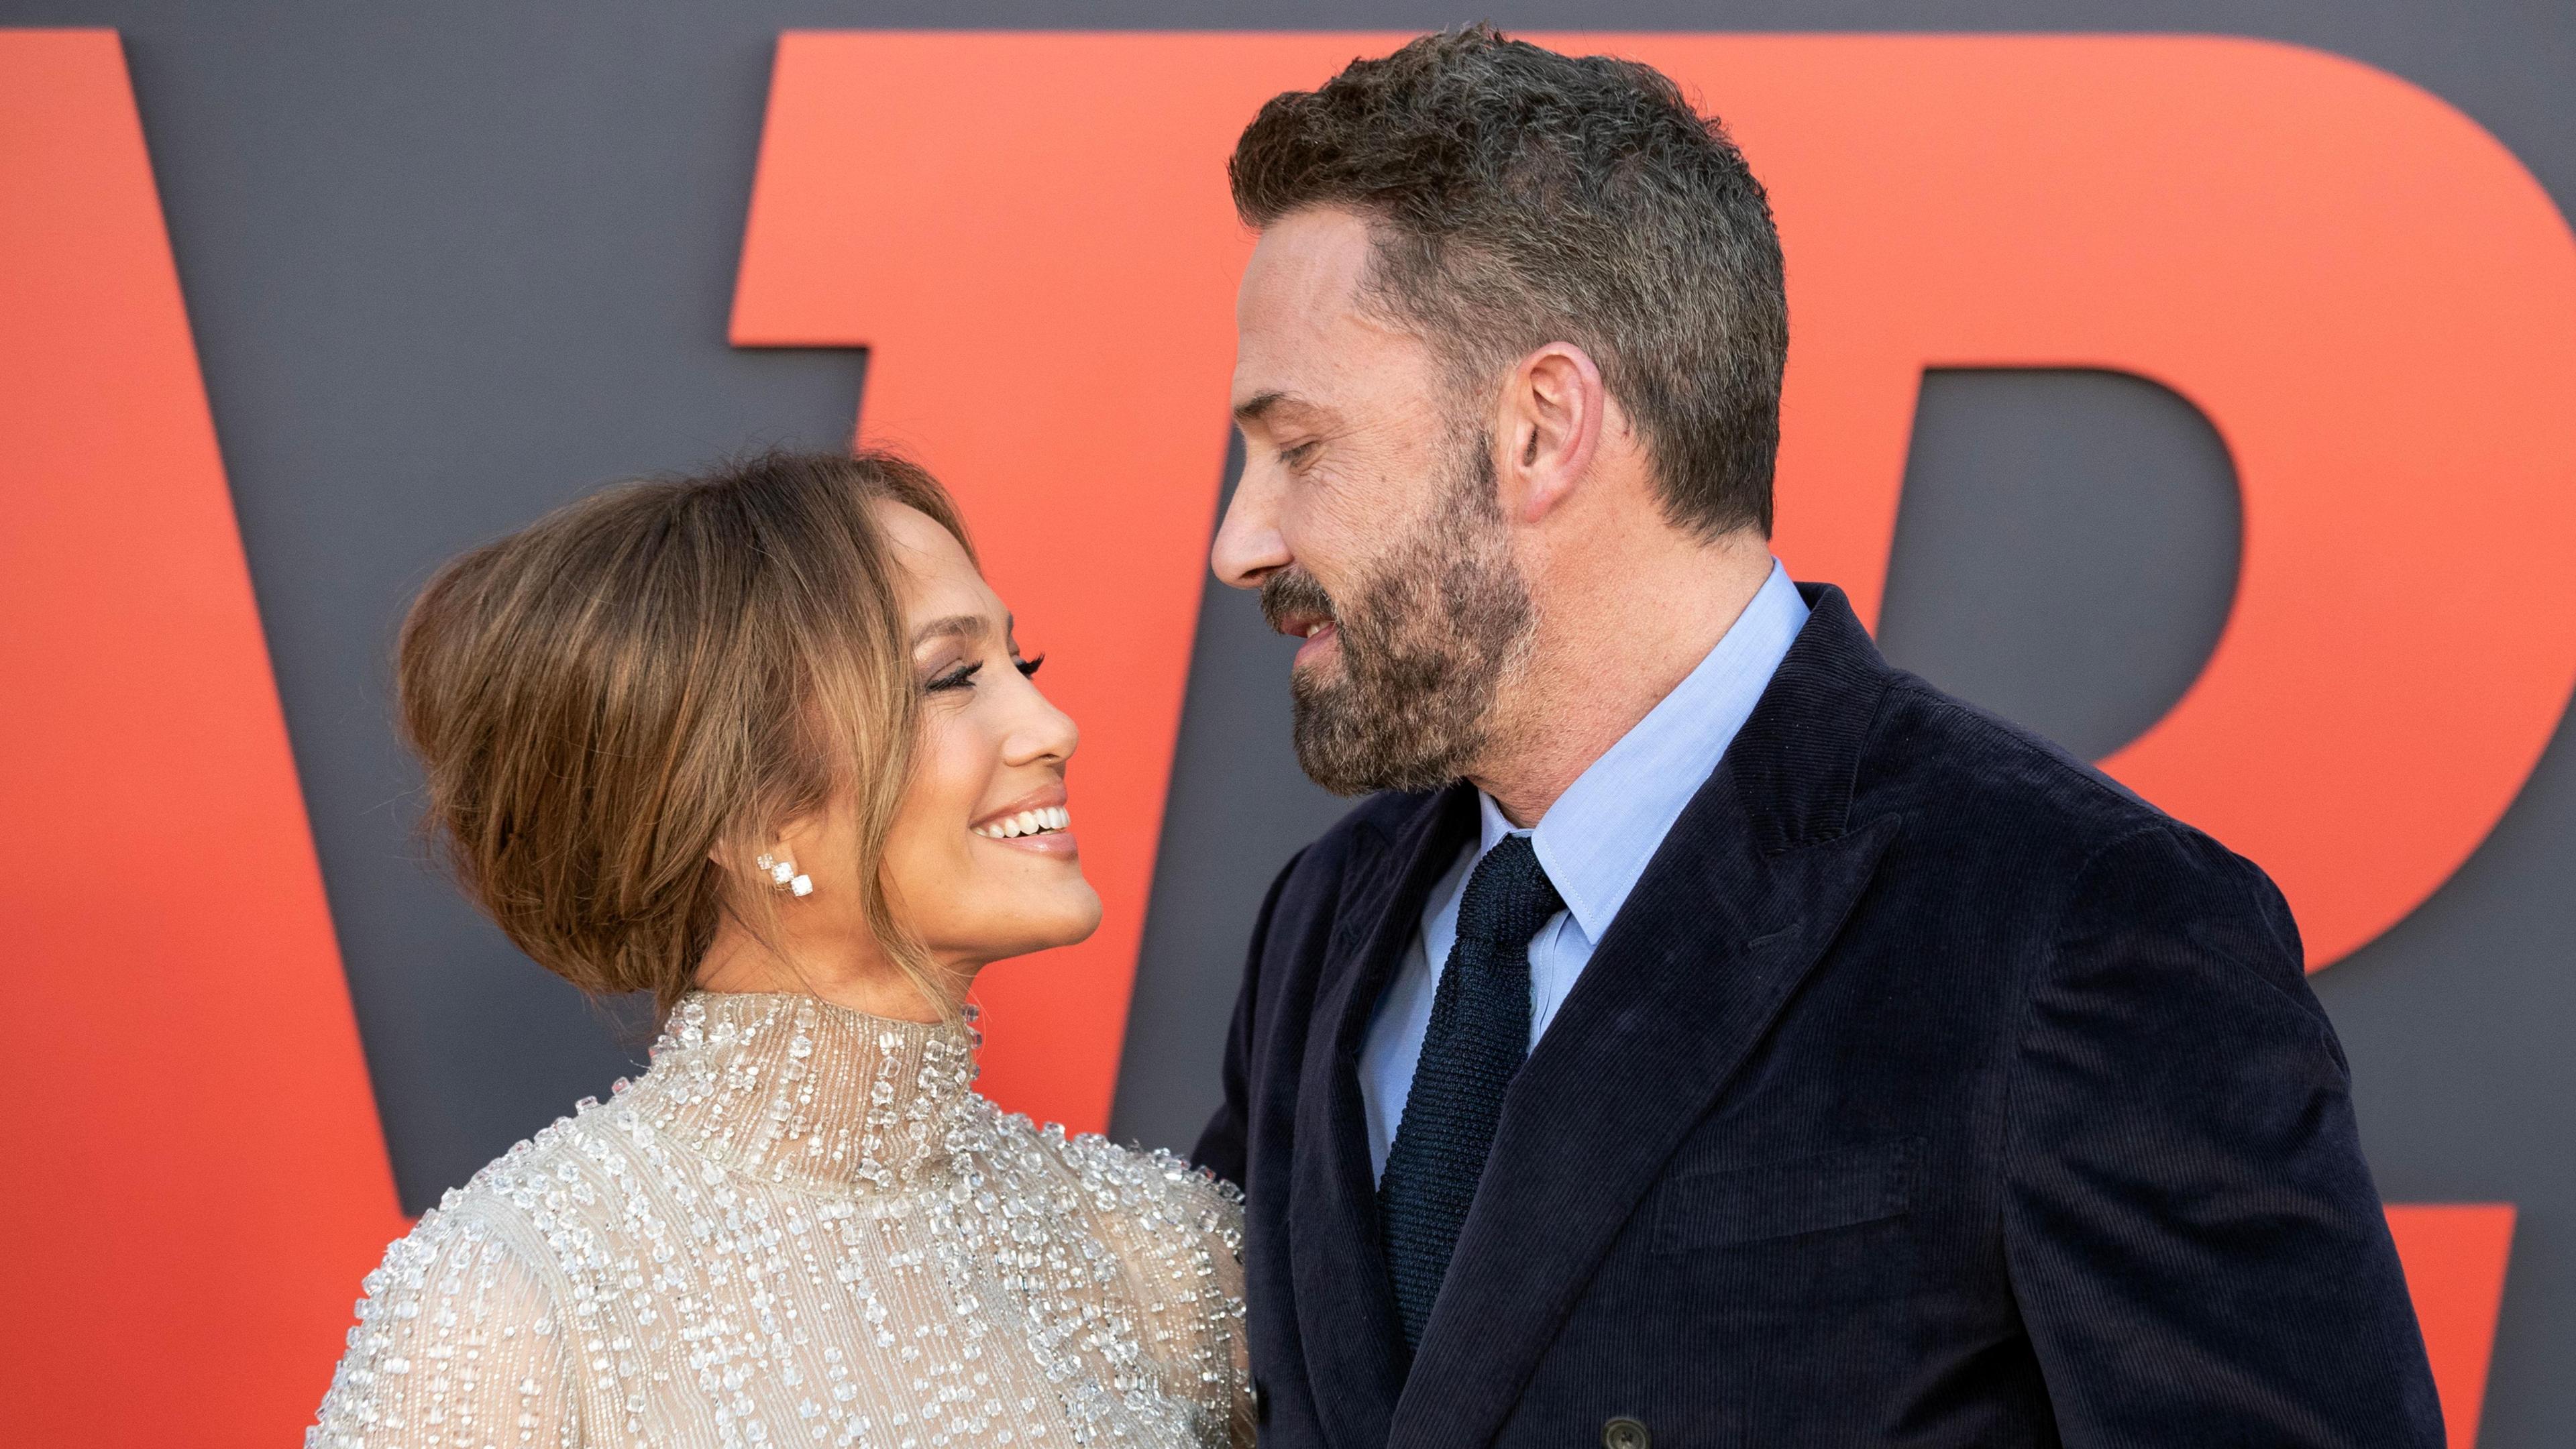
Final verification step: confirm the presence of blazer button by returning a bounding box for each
[1602,1416,1651,1449]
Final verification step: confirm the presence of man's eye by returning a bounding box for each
[926,662,983,693]
[1280,441,1320,468]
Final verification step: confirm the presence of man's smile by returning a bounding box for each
[1292,619,1340,666]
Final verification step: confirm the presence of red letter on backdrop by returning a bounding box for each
[2387,1204,2519,1448]
[0,29,404,1446]
[733,34,2575,1440]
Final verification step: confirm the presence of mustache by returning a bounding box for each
[1259,570,1338,636]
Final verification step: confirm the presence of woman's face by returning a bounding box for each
[872,501,1102,976]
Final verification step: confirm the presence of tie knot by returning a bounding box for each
[1454,833,1564,952]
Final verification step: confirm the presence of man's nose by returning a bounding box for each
[1211,470,1289,590]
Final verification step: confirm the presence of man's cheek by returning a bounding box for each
[1296,465,1398,565]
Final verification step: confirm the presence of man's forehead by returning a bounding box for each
[1243,206,1377,302]
[1233,209,1417,416]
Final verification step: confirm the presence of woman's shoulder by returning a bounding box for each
[443,1094,633,1212]
[971,1104,1249,1430]
[328,1102,630,1347]
[345,1183,558,1324]
[314,1122,600,1446]
[388,1094,644,1278]
[979,1099,1245,1232]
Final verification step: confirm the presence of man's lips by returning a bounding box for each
[1271,606,1339,665]
[1293,620,1340,667]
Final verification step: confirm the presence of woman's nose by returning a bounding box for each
[1003,678,1079,767]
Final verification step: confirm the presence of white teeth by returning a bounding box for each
[976,806,1071,839]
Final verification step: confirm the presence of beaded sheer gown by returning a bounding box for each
[309,992,1251,1449]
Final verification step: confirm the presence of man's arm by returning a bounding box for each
[1191,847,1304,1189]
[2002,824,2441,1447]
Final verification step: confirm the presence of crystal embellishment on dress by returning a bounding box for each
[309,991,1250,1448]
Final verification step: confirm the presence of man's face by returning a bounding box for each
[1218,207,1533,796]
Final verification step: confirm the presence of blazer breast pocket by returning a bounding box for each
[1651,1138,1922,1255]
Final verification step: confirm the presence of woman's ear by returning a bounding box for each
[712,823,815,899]
[755,850,813,898]
[1497,341,1607,525]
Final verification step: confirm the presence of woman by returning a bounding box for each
[309,451,1250,1448]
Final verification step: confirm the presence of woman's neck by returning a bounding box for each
[630,992,981,1191]
[693,920,963,1024]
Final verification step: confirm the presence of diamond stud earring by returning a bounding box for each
[754,853,814,898]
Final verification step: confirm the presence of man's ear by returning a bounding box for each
[1497,342,1607,524]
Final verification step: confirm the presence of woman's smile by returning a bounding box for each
[971,785,1079,857]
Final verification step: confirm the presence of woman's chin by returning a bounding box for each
[969,886,1104,963]
[1049,885,1106,948]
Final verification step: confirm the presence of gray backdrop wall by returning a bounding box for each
[5,1,2567,1440]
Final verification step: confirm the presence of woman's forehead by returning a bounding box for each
[876,502,1004,641]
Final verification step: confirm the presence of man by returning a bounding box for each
[1191,26,2439,1449]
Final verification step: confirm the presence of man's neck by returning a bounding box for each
[1472,527,1776,827]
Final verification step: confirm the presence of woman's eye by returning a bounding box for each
[1014,654,1045,679]
[925,661,983,694]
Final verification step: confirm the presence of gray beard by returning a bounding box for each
[1269,445,1534,797]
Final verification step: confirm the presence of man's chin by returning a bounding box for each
[1291,714,1466,799]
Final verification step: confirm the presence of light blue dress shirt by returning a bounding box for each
[1359,561,1811,1179]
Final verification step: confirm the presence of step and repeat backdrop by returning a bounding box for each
[5,3,2574,1444]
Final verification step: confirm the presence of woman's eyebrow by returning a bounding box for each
[910,614,989,648]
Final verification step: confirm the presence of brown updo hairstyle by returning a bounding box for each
[396,448,972,1015]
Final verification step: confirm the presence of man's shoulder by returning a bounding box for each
[1837,673,2302,972]
[1855,672,2191,859]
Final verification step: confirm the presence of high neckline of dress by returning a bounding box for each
[625,990,981,1191]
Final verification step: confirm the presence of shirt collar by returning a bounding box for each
[1475,560,1810,943]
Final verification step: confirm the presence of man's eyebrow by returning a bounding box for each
[909,614,989,647]
[1232,390,1296,426]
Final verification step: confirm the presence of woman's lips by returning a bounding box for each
[970,794,1079,857]
[987,827,1078,859]
[973,804,1069,841]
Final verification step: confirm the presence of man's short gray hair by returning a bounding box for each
[1230,24,1789,538]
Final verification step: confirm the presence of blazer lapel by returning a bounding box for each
[1289,784,1480,1449]
[1385,584,1903,1449]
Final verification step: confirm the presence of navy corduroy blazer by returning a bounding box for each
[1193,583,2440,1449]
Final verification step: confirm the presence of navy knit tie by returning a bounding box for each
[1379,832,1564,1350]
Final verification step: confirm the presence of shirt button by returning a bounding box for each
[1602,1416,1651,1449]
